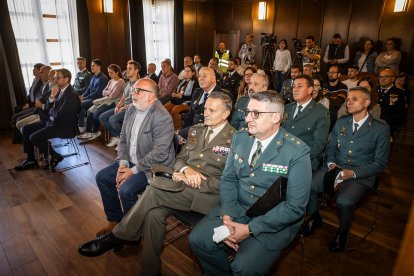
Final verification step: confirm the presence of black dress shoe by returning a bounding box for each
[301,213,323,237]
[78,232,123,257]
[14,159,37,171]
[329,231,349,253]
[48,155,64,170]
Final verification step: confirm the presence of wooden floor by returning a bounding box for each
[0,103,413,275]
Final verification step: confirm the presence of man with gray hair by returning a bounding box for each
[91,78,175,238]
[78,92,236,276]
[230,72,269,130]
[189,91,312,275]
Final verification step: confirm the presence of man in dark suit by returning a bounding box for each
[78,92,235,276]
[15,68,81,171]
[283,74,330,171]
[378,68,406,136]
[303,86,390,252]
[12,64,47,143]
[221,58,243,104]
[189,91,312,275]
[179,67,222,139]
[144,63,159,83]
[78,59,109,131]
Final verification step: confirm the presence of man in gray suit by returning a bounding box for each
[94,78,175,237]
[282,74,330,171]
[303,86,390,252]
[189,91,312,275]
[78,92,236,275]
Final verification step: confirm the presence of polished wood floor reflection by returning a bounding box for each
[0,103,412,275]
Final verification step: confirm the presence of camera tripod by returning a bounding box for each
[261,44,275,71]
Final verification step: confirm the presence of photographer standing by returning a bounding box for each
[301,35,322,73]
[273,39,292,93]
[239,33,256,66]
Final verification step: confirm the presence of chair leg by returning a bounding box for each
[52,138,91,172]
[345,188,381,251]
[300,233,304,276]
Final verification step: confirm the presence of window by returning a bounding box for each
[142,0,175,72]
[7,0,79,92]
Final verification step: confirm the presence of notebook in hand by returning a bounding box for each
[323,166,342,199]
[246,176,288,218]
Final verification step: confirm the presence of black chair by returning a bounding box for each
[164,211,204,276]
[48,136,91,172]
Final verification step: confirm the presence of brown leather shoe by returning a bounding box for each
[96,222,118,238]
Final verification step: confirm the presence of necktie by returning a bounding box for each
[204,129,214,148]
[353,123,359,135]
[295,105,303,118]
[250,141,263,168]
[199,92,208,105]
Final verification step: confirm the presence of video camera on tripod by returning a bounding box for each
[292,38,305,54]
[261,33,277,46]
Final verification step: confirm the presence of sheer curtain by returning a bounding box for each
[7,0,79,92]
[142,0,175,72]
[7,0,47,92]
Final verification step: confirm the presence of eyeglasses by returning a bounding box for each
[244,109,278,119]
[53,76,65,80]
[327,71,338,75]
[379,75,393,79]
[130,87,153,94]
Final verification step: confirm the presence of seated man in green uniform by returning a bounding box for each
[282,74,330,171]
[230,73,269,130]
[302,86,390,252]
[189,91,312,275]
[78,92,236,276]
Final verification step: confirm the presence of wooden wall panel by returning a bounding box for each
[181,0,414,73]
[86,0,129,71]
[296,0,325,43]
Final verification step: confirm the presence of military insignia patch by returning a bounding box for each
[212,146,230,156]
[262,163,288,174]
[283,112,289,122]
[340,126,347,136]
[190,130,198,143]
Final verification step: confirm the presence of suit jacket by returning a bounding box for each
[182,85,221,128]
[118,100,176,179]
[282,100,330,171]
[325,114,390,188]
[174,122,235,214]
[230,96,249,130]
[221,71,243,104]
[44,85,81,137]
[378,86,406,128]
[27,78,43,106]
[82,72,109,100]
[216,128,311,251]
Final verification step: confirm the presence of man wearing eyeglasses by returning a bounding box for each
[78,92,235,275]
[189,91,312,275]
[378,68,405,137]
[325,65,348,130]
[92,78,175,237]
[283,74,330,171]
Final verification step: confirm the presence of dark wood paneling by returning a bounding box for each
[296,0,325,43]
[233,1,253,50]
[86,0,129,71]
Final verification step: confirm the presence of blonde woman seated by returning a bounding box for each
[164,65,199,131]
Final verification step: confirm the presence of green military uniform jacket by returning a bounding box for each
[174,122,235,214]
[216,128,311,250]
[283,99,330,171]
[326,114,389,188]
[230,96,249,130]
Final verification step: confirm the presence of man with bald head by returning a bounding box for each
[92,78,176,237]
[378,68,405,136]
[79,92,236,276]
[230,73,269,130]
[179,67,223,139]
